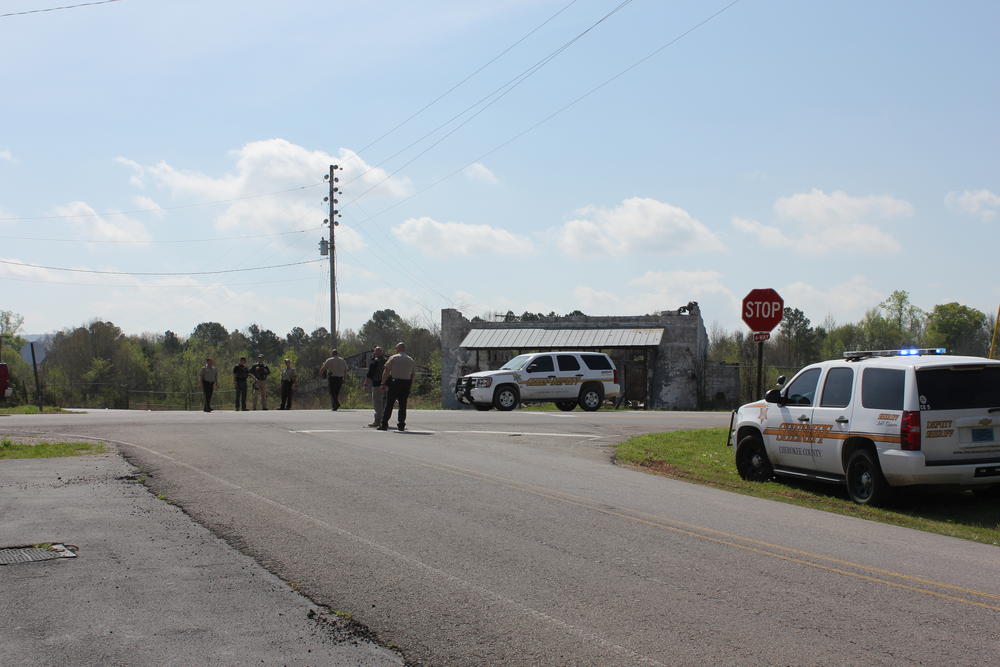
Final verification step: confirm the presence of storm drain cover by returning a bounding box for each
[0,544,77,565]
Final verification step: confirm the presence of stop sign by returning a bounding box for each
[742,288,784,333]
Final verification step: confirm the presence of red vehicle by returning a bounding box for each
[0,363,8,397]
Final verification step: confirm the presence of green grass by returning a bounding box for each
[0,405,75,414]
[0,438,104,459]
[616,427,1000,547]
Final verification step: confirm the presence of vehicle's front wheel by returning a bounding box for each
[493,385,519,411]
[578,384,603,411]
[735,435,772,482]
[555,400,576,412]
[846,449,890,505]
[473,403,492,411]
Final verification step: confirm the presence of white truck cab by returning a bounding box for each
[730,348,1000,504]
[455,351,620,412]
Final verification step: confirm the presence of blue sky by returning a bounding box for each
[2,0,998,340]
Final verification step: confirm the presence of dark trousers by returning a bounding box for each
[280,381,294,410]
[202,381,214,412]
[235,381,247,411]
[327,376,343,410]
[381,378,412,428]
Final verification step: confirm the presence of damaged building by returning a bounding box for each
[441,304,739,410]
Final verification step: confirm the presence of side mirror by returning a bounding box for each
[775,375,786,387]
[764,389,784,404]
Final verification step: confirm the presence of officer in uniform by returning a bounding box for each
[378,342,415,431]
[198,357,218,412]
[232,357,250,411]
[279,358,297,410]
[319,349,347,411]
[250,354,271,410]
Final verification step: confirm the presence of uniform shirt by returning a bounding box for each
[320,356,347,378]
[250,363,270,381]
[233,364,250,383]
[199,365,219,384]
[382,353,415,383]
[281,366,297,382]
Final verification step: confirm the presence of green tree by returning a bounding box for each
[360,309,406,348]
[925,303,988,356]
[190,322,229,349]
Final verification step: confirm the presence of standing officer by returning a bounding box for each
[378,342,415,432]
[319,348,347,411]
[250,354,271,410]
[279,358,297,410]
[198,358,218,413]
[233,357,250,411]
[362,346,387,427]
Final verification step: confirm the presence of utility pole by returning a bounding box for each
[321,164,341,348]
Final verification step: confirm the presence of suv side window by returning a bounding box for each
[557,355,580,371]
[581,354,611,370]
[820,367,854,408]
[862,368,904,410]
[784,368,821,406]
[526,355,554,373]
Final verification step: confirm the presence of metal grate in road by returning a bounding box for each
[0,544,77,565]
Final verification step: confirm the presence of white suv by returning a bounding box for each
[455,351,620,412]
[730,348,1000,505]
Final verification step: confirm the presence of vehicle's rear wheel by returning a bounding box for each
[735,435,772,482]
[555,400,576,412]
[473,403,492,411]
[578,384,603,411]
[493,385,518,411]
[846,449,890,505]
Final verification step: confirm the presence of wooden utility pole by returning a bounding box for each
[325,164,341,348]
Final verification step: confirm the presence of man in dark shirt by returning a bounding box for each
[233,357,250,411]
[250,355,271,410]
[362,346,387,427]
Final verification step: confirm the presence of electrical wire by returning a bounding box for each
[352,0,745,228]
[0,182,325,221]
[1,0,121,19]
[0,274,319,288]
[0,224,324,244]
[0,257,324,276]
[356,0,581,155]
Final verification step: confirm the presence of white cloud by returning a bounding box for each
[556,197,725,258]
[734,189,912,255]
[52,201,151,245]
[574,270,738,316]
[133,195,164,218]
[0,149,14,163]
[779,276,883,325]
[392,216,534,256]
[945,189,1000,220]
[774,188,913,225]
[463,162,498,185]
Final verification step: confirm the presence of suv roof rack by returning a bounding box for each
[843,348,948,362]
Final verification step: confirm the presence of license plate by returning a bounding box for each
[971,428,994,443]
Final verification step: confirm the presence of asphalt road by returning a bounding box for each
[5,407,1000,665]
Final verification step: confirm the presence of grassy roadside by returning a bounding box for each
[616,427,1000,547]
[0,438,105,460]
[0,405,76,415]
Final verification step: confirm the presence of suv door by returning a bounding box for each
[764,367,821,470]
[520,355,556,399]
[810,366,856,475]
[553,354,585,399]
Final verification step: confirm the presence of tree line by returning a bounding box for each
[710,291,997,401]
[0,309,441,410]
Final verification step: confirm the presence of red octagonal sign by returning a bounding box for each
[742,288,784,333]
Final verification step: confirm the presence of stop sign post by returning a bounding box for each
[742,288,784,398]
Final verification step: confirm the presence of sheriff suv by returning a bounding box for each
[455,351,620,412]
[730,348,1000,505]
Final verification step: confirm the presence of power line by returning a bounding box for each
[356,0,581,155]
[0,257,324,276]
[353,0,745,228]
[0,274,318,288]
[1,0,121,19]
[0,182,325,221]
[0,224,324,245]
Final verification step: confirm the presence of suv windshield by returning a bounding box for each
[916,365,1000,411]
[500,355,531,371]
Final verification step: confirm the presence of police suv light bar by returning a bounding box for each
[843,348,947,360]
